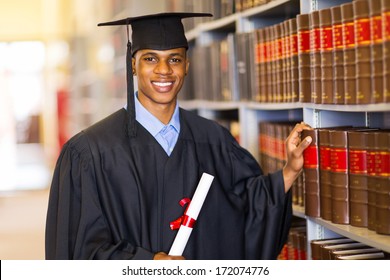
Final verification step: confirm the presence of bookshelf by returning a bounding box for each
[175,0,390,259]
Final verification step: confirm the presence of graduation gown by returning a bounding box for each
[45,108,292,260]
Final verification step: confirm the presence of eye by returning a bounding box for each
[169,57,182,64]
[143,56,157,62]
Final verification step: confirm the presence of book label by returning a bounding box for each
[375,152,390,176]
[367,151,376,175]
[331,148,348,172]
[298,30,310,53]
[356,18,371,46]
[384,11,390,42]
[320,146,331,170]
[321,27,333,50]
[343,22,355,47]
[303,146,319,168]
[372,15,383,44]
[333,24,343,49]
[349,149,367,174]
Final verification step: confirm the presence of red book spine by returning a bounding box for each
[332,6,345,104]
[297,13,311,103]
[382,0,390,102]
[354,0,372,105]
[370,0,384,103]
[320,8,334,104]
[348,131,370,228]
[319,129,332,220]
[290,18,299,103]
[341,3,357,104]
[310,10,322,104]
[366,132,377,230]
[374,131,390,234]
[329,130,350,224]
[302,129,320,217]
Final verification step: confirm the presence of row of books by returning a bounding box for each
[235,0,278,13]
[183,0,390,104]
[302,127,390,235]
[311,237,389,260]
[278,220,307,260]
[294,0,390,104]
[257,121,304,207]
[166,0,235,31]
[167,0,280,29]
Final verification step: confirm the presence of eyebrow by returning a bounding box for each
[141,51,185,58]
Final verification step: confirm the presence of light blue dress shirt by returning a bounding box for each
[132,93,180,156]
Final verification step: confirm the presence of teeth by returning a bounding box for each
[153,82,172,87]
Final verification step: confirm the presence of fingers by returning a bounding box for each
[154,252,185,260]
[286,122,312,148]
[296,135,312,153]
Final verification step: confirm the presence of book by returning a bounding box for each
[330,247,383,260]
[265,26,274,103]
[282,20,291,103]
[370,0,384,103]
[331,5,345,104]
[329,129,350,224]
[383,0,390,103]
[354,0,372,105]
[366,131,377,231]
[310,10,322,104]
[284,226,307,260]
[341,2,357,104]
[275,23,283,103]
[321,242,369,260]
[348,130,370,227]
[374,130,390,235]
[319,8,334,104]
[236,32,252,101]
[256,28,267,102]
[289,18,299,103]
[302,129,320,217]
[310,238,354,260]
[336,252,387,260]
[210,41,222,101]
[297,13,311,103]
[248,31,258,103]
[278,218,306,260]
[318,128,333,221]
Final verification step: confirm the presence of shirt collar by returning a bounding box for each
[134,92,180,137]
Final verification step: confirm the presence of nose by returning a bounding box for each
[154,60,172,75]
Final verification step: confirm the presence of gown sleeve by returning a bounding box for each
[45,133,154,260]
[229,138,292,259]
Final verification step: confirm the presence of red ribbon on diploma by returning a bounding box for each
[170,198,196,230]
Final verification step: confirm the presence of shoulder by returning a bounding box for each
[85,108,127,140]
[63,109,127,157]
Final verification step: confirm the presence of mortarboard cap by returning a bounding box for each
[98,12,213,137]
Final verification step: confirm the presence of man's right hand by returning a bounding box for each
[153,252,185,260]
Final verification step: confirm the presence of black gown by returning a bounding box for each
[45,108,292,260]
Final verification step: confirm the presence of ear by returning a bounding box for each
[185,58,190,76]
[132,57,136,75]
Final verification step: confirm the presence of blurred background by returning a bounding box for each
[0,0,167,259]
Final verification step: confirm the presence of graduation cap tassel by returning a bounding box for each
[126,24,136,137]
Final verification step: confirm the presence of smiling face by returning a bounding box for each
[132,47,189,112]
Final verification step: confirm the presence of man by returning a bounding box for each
[45,12,312,260]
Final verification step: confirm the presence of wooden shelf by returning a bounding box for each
[293,205,390,253]
[180,100,390,113]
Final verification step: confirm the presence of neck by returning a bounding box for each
[137,95,176,125]
[151,104,175,124]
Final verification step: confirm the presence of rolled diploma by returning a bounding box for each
[168,172,214,256]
